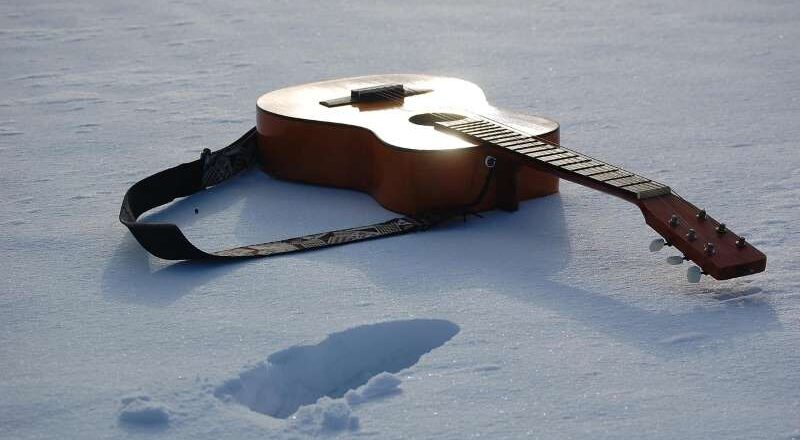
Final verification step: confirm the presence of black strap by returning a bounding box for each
[120,127,493,260]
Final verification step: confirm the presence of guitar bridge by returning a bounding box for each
[320,84,430,107]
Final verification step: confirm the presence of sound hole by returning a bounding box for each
[408,113,467,126]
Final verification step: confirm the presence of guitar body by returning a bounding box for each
[256,74,560,215]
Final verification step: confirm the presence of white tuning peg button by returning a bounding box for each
[666,255,684,265]
[687,266,702,283]
[649,238,666,252]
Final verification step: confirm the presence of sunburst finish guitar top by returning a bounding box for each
[255,74,766,281]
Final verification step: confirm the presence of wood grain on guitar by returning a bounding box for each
[255,74,766,282]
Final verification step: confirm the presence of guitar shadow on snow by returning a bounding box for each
[102,170,779,355]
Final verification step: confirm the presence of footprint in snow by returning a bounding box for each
[215,318,459,433]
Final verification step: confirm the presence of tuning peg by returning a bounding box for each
[668,214,679,227]
[687,266,702,283]
[666,255,685,265]
[649,238,666,252]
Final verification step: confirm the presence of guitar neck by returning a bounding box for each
[434,116,766,281]
[434,118,670,202]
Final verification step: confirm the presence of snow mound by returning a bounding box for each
[344,372,402,405]
[215,319,459,419]
[117,395,170,426]
[288,397,359,435]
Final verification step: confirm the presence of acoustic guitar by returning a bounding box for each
[121,74,766,282]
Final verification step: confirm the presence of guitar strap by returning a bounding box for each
[119,127,495,260]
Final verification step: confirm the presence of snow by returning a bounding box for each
[288,397,360,436]
[118,394,172,426]
[214,319,457,418]
[345,373,403,405]
[1,0,799,439]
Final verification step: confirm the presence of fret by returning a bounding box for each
[476,133,514,143]
[482,133,520,142]
[525,141,549,148]
[606,175,650,187]
[563,160,604,171]
[514,142,549,150]
[502,142,534,151]
[447,123,488,133]
[590,170,633,182]
[487,133,525,142]
[505,139,553,151]
[514,144,555,154]
[448,119,486,129]
[549,156,590,167]
[462,126,506,135]
[455,125,497,135]
[498,138,536,148]
[539,152,578,163]
[433,118,670,200]
[463,127,507,136]
[527,147,567,159]
[575,164,617,176]
[471,131,511,141]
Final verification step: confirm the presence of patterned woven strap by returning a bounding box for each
[119,127,436,261]
[212,217,423,258]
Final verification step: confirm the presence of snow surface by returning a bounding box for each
[1,0,799,439]
[118,394,172,427]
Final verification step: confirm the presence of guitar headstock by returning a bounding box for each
[638,194,766,280]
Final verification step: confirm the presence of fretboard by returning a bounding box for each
[435,118,670,200]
